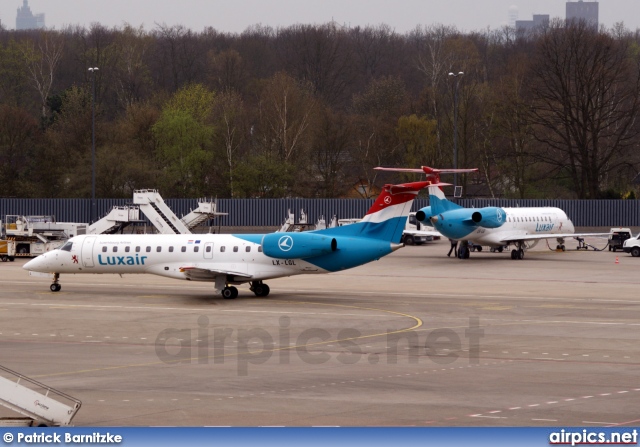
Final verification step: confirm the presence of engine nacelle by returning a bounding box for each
[262,232,337,259]
[415,206,435,226]
[471,207,506,229]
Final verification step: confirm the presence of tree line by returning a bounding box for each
[1,20,639,200]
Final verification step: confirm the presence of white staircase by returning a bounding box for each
[86,206,142,235]
[132,190,226,234]
[133,189,191,234]
[0,365,81,427]
[181,199,228,230]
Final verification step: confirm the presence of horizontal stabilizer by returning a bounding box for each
[374,166,478,175]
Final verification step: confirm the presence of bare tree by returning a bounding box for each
[256,72,317,162]
[213,90,245,197]
[22,30,64,118]
[529,20,640,198]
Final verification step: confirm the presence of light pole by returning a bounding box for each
[448,71,464,193]
[88,67,98,223]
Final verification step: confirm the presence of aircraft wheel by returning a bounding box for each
[50,284,61,292]
[511,249,517,260]
[518,248,525,260]
[222,287,236,299]
[498,246,503,253]
[476,246,483,252]
[561,245,565,251]
[631,247,640,257]
[253,284,270,297]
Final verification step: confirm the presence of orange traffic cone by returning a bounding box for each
[615,256,619,264]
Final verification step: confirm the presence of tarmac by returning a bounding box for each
[0,235,639,427]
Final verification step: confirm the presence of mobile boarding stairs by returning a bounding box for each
[0,364,81,426]
[87,189,228,235]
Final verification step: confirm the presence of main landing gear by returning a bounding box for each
[50,273,61,292]
[457,241,470,259]
[221,281,271,299]
[221,286,238,299]
[250,281,270,297]
[510,242,526,260]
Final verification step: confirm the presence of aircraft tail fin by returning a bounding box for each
[428,183,462,215]
[374,165,475,216]
[318,181,429,244]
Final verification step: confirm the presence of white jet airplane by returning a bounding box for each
[24,180,429,298]
[375,166,607,260]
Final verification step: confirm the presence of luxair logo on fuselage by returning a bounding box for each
[98,254,148,266]
[535,222,554,232]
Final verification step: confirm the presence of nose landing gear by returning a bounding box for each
[50,273,61,292]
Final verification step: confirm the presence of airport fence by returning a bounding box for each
[0,197,637,228]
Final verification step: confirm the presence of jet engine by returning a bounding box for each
[415,206,435,226]
[262,232,337,259]
[470,207,506,229]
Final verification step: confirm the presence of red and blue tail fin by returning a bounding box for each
[375,165,477,215]
[318,181,429,243]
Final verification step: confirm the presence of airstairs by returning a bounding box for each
[181,198,228,230]
[0,364,81,427]
[132,190,227,234]
[133,189,190,234]
[86,206,142,235]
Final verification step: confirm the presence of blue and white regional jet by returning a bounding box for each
[376,166,604,260]
[23,180,428,297]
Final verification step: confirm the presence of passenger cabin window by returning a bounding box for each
[246,246,251,252]
[102,246,107,253]
[136,246,140,252]
[258,246,263,252]
[220,246,226,252]
[169,246,174,252]
[181,246,186,252]
[156,246,162,252]
[194,246,199,252]
[146,246,151,252]
[125,246,130,253]
[113,246,118,252]
[60,242,73,252]
[233,246,238,252]
[206,246,212,253]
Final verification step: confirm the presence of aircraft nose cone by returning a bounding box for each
[23,255,47,272]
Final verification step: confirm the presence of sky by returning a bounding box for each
[1,0,639,34]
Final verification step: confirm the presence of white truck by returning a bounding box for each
[3,215,85,258]
[621,229,640,256]
[401,212,442,245]
[337,213,441,245]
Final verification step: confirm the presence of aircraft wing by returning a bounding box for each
[179,266,253,280]
[499,233,610,244]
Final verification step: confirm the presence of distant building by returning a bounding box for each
[515,14,550,33]
[16,0,45,30]
[566,0,598,30]
[508,5,519,28]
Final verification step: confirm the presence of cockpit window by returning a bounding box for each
[60,242,73,252]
